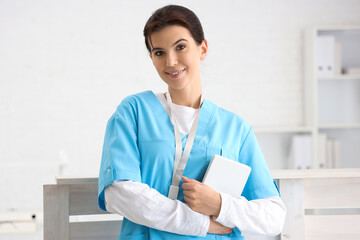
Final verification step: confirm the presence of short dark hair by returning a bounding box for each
[143,5,205,52]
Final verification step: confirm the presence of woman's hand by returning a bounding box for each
[182,176,221,216]
[208,217,233,235]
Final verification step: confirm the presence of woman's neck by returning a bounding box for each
[167,85,202,109]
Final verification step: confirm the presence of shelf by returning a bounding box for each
[271,168,360,179]
[318,74,360,81]
[314,25,360,31]
[318,122,360,129]
[254,126,313,134]
[257,25,360,170]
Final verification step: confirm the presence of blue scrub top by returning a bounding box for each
[98,90,279,240]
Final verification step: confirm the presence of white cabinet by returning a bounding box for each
[255,25,360,170]
[311,26,360,169]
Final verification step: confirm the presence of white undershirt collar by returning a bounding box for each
[155,92,199,135]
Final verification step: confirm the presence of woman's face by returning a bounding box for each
[149,25,207,92]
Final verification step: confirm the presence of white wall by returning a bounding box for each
[0,0,360,214]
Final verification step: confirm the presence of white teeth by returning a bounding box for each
[168,69,184,75]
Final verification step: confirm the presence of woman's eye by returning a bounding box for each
[176,44,186,51]
[155,51,164,56]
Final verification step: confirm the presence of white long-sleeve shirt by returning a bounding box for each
[104,92,286,237]
[105,181,285,236]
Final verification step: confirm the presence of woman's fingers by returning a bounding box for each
[181,177,221,216]
[208,217,233,235]
[182,176,199,184]
[183,189,194,198]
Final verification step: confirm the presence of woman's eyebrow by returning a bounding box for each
[151,38,188,52]
[172,38,188,46]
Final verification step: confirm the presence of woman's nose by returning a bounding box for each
[166,52,177,67]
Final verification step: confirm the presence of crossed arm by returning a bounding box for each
[105,177,285,236]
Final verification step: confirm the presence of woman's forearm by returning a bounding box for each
[104,180,209,236]
[214,193,286,236]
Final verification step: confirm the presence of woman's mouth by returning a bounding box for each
[166,68,186,79]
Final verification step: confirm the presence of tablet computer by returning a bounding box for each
[202,154,251,197]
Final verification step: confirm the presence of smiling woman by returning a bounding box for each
[98,4,286,240]
[144,5,208,108]
[148,25,208,108]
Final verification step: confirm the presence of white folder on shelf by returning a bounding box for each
[334,42,342,75]
[318,133,327,169]
[325,138,341,168]
[317,35,335,76]
[290,135,312,169]
[326,139,334,168]
[202,154,251,197]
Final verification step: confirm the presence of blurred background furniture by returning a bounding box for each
[43,169,360,240]
[43,177,122,240]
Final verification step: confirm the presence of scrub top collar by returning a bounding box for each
[145,90,216,146]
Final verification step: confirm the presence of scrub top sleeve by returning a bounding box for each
[239,127,279,201]
[98,100,141,211]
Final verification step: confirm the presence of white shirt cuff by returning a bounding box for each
[213,192,237,228]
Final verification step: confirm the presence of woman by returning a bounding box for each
[98,5,286,239]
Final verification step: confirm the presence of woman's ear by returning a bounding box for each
[200,40,208,61]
